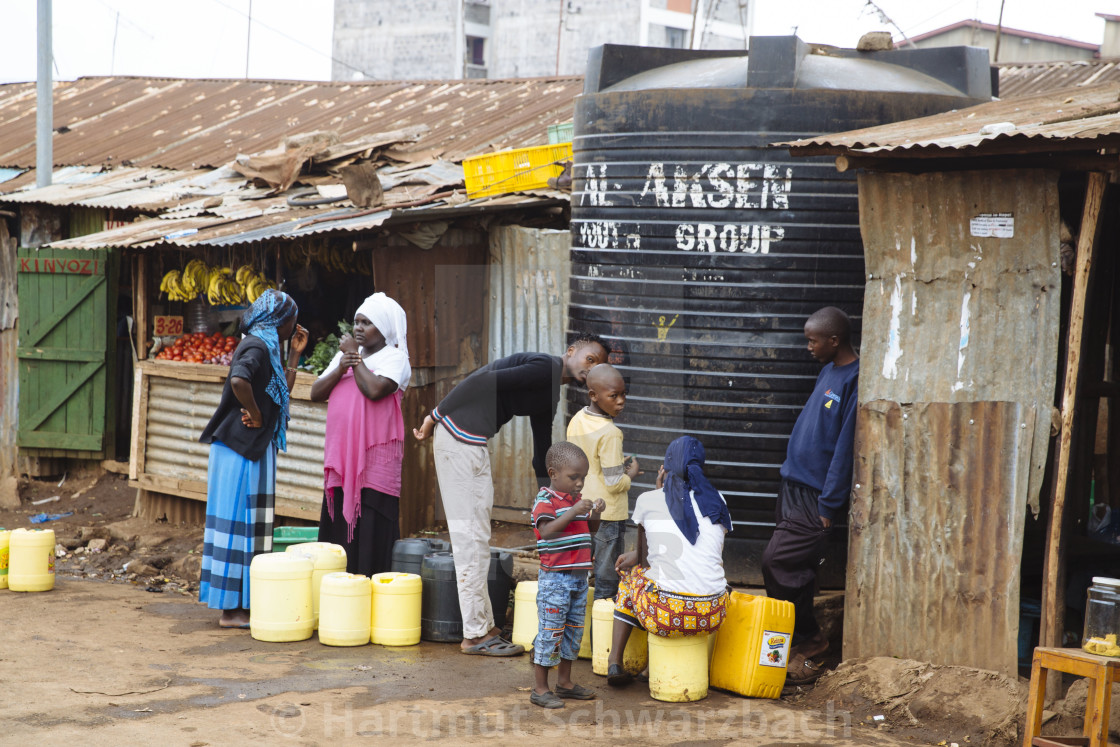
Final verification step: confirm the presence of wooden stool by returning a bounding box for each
[1024,647,1120,747]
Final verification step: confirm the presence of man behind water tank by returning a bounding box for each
[761,306,859,686]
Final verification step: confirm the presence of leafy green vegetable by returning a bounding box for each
[299,320,355,375]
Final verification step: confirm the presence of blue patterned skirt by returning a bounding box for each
[199,440,276,610]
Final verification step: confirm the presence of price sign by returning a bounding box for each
[153,315,184,336]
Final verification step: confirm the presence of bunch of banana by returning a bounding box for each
[159,269,192,302]
[207,266,245,306]
[242,271,277,303]
[179,259,209,301]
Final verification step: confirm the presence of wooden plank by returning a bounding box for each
[1041,171,1108,647]
[129,363,148,481]
[131,476,319,521]
[1024,655,1049,747]
[18,431,103,450]
[139,360,229,384]
[132,475,206,501]
[16,348,105,362]
[136,253,149,360]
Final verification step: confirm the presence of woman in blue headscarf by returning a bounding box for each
[605,435,733,686]
[198,289,308,629]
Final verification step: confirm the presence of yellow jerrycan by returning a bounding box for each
[318,572,372,647]
[249,552,314,642]
[9,528,55,592]
[0,528,10,590]
[370,572,422,646]
[510,581,539,652]
[286,541,347,630]
[709,591,795,698]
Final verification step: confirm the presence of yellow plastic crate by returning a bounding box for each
[463,142,573,198]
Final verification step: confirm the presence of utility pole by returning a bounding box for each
[245,0,253,78]
[994,0,1006,62]
[37,0,53,188]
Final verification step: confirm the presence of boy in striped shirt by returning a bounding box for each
[529,441,604,709]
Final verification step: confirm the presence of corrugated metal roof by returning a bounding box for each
[906,19,1099,52]
[0,75,583,172]
[43,188,566,250]
[0,165,255,210]
[780,82,1120,156]
[999,58,1120,98]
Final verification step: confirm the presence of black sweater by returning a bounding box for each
[199,336,283,461]
[432,353,562,478]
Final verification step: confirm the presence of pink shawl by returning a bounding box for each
[322,368,405,541]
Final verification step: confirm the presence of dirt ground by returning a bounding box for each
[0,472,1049,745]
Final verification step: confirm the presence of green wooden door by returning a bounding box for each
[17,248,118,457]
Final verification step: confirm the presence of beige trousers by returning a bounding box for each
[433,425,494,639]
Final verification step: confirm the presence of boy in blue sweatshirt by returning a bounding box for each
[761,306,858,686]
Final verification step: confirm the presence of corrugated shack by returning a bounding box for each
[0,75,582,536]
[779,82,1120,676]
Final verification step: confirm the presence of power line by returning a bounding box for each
[863,0,916,48]
[205,0,375,79]
[91,0,156,41]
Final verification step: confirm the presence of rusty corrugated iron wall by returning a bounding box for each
[849,400,1034,675]
[847,169,1060,676]
[488,226,572,520]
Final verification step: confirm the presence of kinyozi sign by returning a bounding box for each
[576,161,792,254]
[18,256,104,275]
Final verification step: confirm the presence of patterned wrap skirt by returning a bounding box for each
[613,565,728,637]
[199,440,276,610]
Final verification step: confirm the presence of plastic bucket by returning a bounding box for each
[591,598,647,675]
[648,633,710,702]
[272,526,319,552]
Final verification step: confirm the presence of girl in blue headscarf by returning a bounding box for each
[198,289,308,629]
[605,435,732,686]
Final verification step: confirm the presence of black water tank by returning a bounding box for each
[569,37,990,539]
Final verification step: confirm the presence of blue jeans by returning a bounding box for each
[593,520,625,600]
[532,569,589,667]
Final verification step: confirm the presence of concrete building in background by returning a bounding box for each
[332,0,753,81]
[902,19,1100,63]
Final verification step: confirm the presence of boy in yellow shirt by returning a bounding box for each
[566,363,640,600]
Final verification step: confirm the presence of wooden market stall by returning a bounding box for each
[124,229,490,535]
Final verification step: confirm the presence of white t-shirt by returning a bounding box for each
[318,345,411,391]
[632,488,728,597]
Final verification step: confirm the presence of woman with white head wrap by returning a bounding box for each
[311,292,412,575]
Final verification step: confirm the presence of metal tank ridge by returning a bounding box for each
[568,37,991,557]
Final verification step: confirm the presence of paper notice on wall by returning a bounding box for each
[970,212,1014,238]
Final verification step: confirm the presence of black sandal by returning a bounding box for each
[460,635,524,656]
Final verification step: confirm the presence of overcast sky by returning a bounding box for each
[0,0,1109,84]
